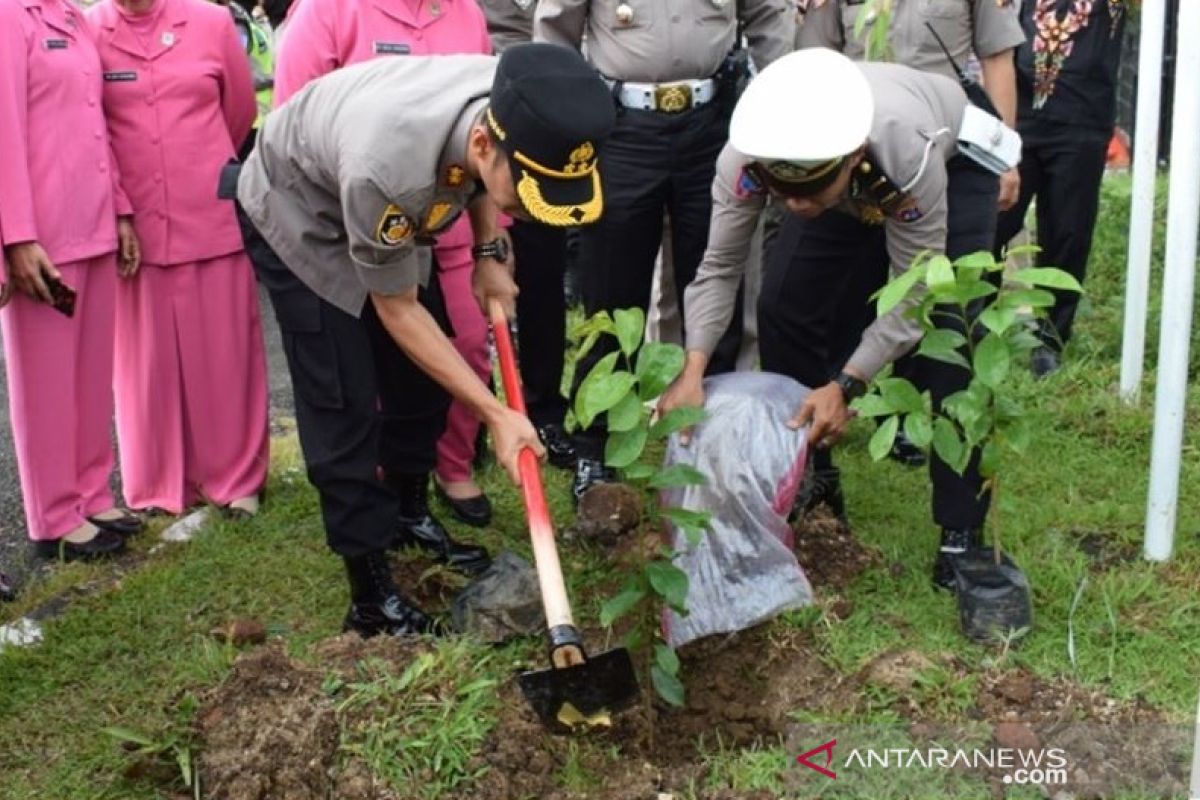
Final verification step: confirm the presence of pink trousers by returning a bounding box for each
[1,254,118,541]
[435,253,490,484]
[113,253,269,512]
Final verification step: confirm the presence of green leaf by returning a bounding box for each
[574,351,619,429]
[622,463,656,481]
[600,581,647,627]
[613,307,646,358]
[583,370,637,421]
[951,279,997,307]
[635,341,686,400]
[651,664,685,707]
[645,560,689,611]
[605,425,648,469]
[569,309,615,340]
[607,391,644,433]
[1010,267,1084,292]
[932,417,966,476]
[868,415,899,462]
[978,304,1019,335]
[1000,415,1033,454]
[973,333,1010,389]
[875,260,928,316]
[954,250,999,271]
[903,412,933,450]
[573,330,602,367]
[659,506,711,532]
[979,440,1001,479]
[102,727,158,748]
[650,406,707,438]
[654,643,681,675]
[917,329,970,369]
[850,393,895,418]
[925,254,955,289]
[1002,243,1042,261]
[997,288,1056,310]
[878,377,925,415]
[648,464,707,490]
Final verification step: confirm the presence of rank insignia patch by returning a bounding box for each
[445,164,466,188]
[376,204,414,246]
[424,202,458,234]
[735,166,765,199]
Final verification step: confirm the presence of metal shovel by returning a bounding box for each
[488,299,639,729]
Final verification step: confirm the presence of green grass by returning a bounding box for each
[1,175,1198,799]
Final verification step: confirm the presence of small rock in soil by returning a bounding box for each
[994,672,1034,705]
[451,551,544,644]
[993,721,1040,751]
[210,618,267,647]
[572,483,643,544]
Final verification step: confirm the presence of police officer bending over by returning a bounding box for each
[661,49,1005,591]
[238,44,615,637]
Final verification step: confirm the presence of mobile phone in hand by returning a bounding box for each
[43,273,77,318]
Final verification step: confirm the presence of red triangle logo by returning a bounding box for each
[796,739,837,779]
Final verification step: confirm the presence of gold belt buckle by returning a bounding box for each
[654,83,693,114]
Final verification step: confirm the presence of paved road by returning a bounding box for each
[0,288,293,594]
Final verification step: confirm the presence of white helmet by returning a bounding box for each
[730,48,874,178]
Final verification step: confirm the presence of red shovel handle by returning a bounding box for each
[488,300,576,633]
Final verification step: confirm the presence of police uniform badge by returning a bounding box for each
[376,204,414,246]
[735,166,765,200]
[445,165,466,188]
[423,202,458,234]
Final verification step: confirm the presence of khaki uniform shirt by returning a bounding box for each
[798,0,1024,81]
[534,0,795,83]
[684,62,969,380]
[479,0,537,52]
[239,55,495,316]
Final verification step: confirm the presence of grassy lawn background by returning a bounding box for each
[0,175,1197,799]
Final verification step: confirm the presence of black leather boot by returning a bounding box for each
[572,457,615,505]
[789,466,847,524]
[537,423,578,470]
[342,551,439,638]
[390,473,491,577]
[932,527,983,592]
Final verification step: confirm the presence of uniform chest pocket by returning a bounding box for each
[696,0,735,23]
[603,0,655,31]
[921,0,968,20]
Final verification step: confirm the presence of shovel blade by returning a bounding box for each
[518,647,639,728]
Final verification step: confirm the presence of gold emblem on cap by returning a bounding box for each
[376,204,414,246]
[516,171,603,227]
[616,3,634,25]
[564,143,595,174]
[445,164,466,187]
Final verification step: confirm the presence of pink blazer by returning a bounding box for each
[274,0,493,260]
[0,0,130,269]
[88,0,255,266]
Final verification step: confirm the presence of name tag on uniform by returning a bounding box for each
[103,71,139,82]
[373,42,411,55]
[44,38,69,50]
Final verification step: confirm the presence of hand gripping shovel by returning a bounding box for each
[488,299,639,729]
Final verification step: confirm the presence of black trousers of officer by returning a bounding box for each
[241,213,451,557]
[760,156,999,532]
[994,120,1110,350]
[572,96,742,457]
[512,219,569,429]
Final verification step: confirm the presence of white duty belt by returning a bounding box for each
[604,77,717,114]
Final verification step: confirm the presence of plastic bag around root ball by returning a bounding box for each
[662,372,815,649]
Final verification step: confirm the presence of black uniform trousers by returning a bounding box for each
[994,120,1110,350]
[759,156,999,532]
[512,219,569,428]
[572,97,741,457]
[242,214,451,558]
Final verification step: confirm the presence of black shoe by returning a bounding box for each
[888,431,927,468]
[1030,346,1060,379]
[537,423,578,470]
[87,511,145,536]
[572,457,615,505]
[790,466,847,524]
[34,529,126,562]
[932,527,983,592]
[433,481,492,528]
[0,572,15,602]
[342,551,441,638]
[391,474,492,577]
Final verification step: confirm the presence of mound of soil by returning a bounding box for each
[793,510,879,590]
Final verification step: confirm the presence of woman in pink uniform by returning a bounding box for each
[276,0,499,529]
[89,0,269,517]
[1,0,142,562]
